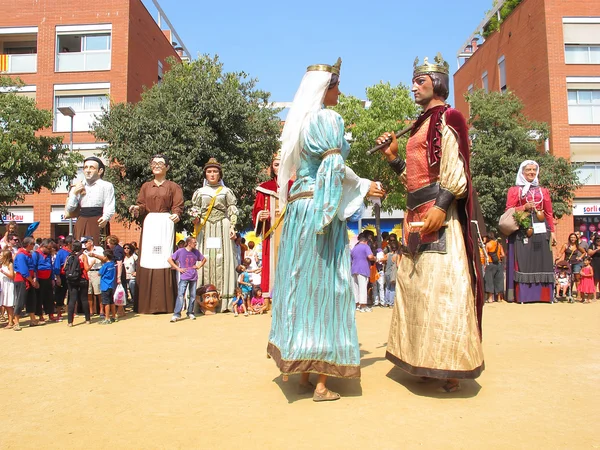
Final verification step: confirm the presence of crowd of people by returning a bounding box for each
[0,220,279,331]
[0,230,136,330]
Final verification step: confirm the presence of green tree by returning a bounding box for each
[333,82,418,211]
[0,76,80,214]
[467,89,581,231]
[93,55,282,231]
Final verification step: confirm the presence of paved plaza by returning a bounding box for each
[1,301,598,449]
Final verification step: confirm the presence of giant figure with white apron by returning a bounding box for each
[130,154,184,314]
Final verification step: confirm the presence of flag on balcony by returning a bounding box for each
[0,55,8,72]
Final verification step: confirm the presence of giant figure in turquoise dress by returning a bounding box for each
[266,60,385,404]
[267,107,372,380]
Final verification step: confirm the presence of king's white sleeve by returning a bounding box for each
[337,166,371,220]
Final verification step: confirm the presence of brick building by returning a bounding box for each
[0,0,189,242]
[453,0,600,249]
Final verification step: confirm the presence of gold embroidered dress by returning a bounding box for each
[192,184,238,311]
[386,114,484,379]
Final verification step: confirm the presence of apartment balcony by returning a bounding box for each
[56,50,111,72]
[0,53,37,73]
[0,27,38,74]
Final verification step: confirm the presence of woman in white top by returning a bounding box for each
[123,244,138,302]
[0,249,16,330]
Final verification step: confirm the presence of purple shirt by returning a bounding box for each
[171,247,204,281]
[351,242,372,277]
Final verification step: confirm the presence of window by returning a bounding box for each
[576,163,600,185]
[498,56,506,92]
[55,24,111,72]
[568,90,600,124]
[54,93,109,132]
[565,45,600,64]
[158,60,163,84]
[481,71,489,93]
[467,84,474,94]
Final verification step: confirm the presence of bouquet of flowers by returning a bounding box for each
[188,206,202,221]
[513,210,532,233]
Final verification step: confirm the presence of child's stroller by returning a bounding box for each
[554,260,574,303]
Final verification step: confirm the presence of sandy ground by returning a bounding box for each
[1,300,598,449]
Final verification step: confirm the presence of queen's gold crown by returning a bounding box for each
[413,53,449,76]
[307,57,342,75]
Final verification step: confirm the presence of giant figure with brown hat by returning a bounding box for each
[190,158,238,312]
[65,156,115,244]
[376,53,484,393]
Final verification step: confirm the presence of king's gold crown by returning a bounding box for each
[413,53,449,76]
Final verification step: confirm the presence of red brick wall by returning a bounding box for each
[454,0,600,250]
[2,0,179,244]
[454,0,552,125]
[127,0,180,102]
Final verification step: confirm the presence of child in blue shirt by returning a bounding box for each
[99,249,117,324]
[236,264,253,308]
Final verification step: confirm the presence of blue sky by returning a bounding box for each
[144,0,492,106]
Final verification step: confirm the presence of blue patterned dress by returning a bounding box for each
[267,109,370,378]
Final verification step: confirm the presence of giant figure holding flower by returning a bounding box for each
[505,160,555,303]
[191,158,238,311]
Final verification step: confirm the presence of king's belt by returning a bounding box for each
[406,183,439,211]
[80,207,103,217]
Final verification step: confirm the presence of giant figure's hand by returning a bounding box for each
[420,207,446,236]
[367,181,385,198]
[169,214,180,223]
[98,217,108,227]
[375,132,399,162]
[129,205,140,218]
[72,182,86,195]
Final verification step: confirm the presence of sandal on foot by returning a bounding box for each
[313,389,341,402]
[437,381,461,393]
[298,382,316,395]
[13,325,22,331]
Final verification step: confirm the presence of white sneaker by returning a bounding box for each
[360,307,373,313]
[188,313,196,320]
[244,312,249,316]
[170,316,178,323]
[234,312,239,317]
[356,306,361,311]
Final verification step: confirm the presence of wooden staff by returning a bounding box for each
[261,198,268,237]
[366,124,414,156]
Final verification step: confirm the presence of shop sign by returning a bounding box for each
[50,206,77,223]
[573,202,600,216]
[1,208,34,223]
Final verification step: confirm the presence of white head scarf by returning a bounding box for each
[515,160,539,197]
[278,70,332,206]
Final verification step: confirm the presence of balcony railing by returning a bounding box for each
[56,51,111,72]
[0,54,37,73]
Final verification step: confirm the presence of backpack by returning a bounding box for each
[64,253,82,283]
[489,241,500,264]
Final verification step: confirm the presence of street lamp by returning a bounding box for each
[58,106,76,236]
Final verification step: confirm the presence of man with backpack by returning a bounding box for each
[484,232,505,303]
[54,236,73,320]
[65,240,91,326]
